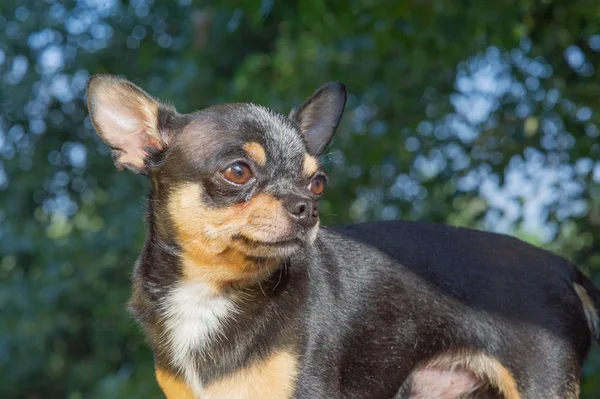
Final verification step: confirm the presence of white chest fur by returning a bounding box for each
[161,281,237,397]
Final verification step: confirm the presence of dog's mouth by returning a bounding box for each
[232,234,304,248]
[230,233,305,259]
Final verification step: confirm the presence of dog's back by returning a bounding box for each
[298,221,599,398]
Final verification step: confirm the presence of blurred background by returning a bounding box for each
[1,0,600,397]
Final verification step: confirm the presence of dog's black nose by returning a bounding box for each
[284,196,318,227]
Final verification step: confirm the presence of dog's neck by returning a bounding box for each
[131,202,309,396]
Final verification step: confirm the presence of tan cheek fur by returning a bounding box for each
[204,350,298,399]
[168,183,291,288]
[243,142,267,166]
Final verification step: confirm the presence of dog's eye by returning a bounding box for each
[222,162,252,184]
[308,176,326,195]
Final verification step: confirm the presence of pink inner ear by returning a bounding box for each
[93,95,162,170]
[408,367,483,399]
[114,128,160,168]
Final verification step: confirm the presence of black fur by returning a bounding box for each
[132,218,599,397]
[86,75,600,398]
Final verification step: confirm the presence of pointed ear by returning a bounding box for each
[86,74,172,174]
[289,82,347,156]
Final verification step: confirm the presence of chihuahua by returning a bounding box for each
[86,74,599,399]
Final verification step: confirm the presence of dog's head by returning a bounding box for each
[87,75,345,286]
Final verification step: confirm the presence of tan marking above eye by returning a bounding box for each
[243,142,267,166]
[303,153,319,177]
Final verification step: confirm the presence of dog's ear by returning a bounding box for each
[86,74,174,174]
[289,82,347,156]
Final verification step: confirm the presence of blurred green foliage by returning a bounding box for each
[1,0,600,397]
